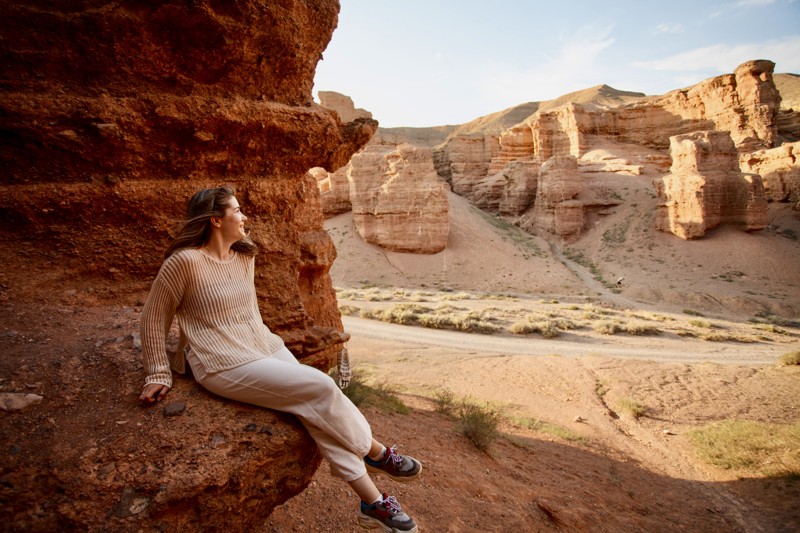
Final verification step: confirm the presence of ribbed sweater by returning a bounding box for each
[140,248,285,388]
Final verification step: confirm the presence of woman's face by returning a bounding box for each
[217,196,248,242]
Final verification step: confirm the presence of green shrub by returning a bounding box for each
[432,389,457,416]
[456,402,500,452]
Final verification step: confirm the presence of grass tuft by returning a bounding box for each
[779,351,800,366]
[340,376,409,415]
[689,420,800,475]
[616,397,646,419]
[456,402,501,452]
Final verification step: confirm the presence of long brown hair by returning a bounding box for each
[164,186,258,259]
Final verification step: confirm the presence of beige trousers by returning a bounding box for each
[187,346,372,481]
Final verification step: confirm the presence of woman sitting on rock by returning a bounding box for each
[139,186,421,533]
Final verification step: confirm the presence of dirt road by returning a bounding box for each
[342,316,789,366]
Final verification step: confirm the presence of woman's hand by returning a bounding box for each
[139,384,170,405]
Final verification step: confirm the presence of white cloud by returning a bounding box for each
[654,24,684,34]
[633,35,800,73]
[734,0,775,6]
[480,25,617,106]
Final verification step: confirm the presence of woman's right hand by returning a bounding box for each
[139,384,170,405]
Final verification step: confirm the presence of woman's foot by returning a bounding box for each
[365,445,422,482]
[358,493,417,532]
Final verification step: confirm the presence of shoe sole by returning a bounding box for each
[358,513,418,533]
[365,462,422,483]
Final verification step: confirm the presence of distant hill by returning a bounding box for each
[775,72,800,110]
[443,85,646,139]
[445,101,540,136]
[377,125,459,148]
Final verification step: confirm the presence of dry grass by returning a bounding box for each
[336,287,798,345]
[689,420,800,476]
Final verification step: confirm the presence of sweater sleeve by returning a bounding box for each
[140,255,188,388]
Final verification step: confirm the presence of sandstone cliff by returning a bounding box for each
[656,131,768,239]
[0,1,376,530]
[430,60,783,242]
[349,142,449,253]
[739,141,800,208]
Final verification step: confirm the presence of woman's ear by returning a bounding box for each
[210,217,221,228]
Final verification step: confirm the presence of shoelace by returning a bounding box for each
[381,495,403,513]
[386,445,405,468]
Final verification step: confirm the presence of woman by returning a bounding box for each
[139,186,421,532]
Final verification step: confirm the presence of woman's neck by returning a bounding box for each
[201,236,234,261]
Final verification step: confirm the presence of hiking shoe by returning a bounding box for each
[365,445,422,482]
[358,493,418,533]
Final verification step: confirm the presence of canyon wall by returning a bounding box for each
[739,141,800,208]
[0,1,376,530]
[656,131,768,239]
[349,142,449,253]
[430,60,783,240]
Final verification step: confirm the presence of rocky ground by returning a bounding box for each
[2,185,799,532]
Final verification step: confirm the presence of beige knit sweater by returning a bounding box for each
[140,248,285,388]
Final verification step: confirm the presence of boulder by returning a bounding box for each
[656,131,768,239]
[0,0,376,529]
[349,143,449,253]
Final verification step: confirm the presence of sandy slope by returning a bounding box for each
[260,180,800,532]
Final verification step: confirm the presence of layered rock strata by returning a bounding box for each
[435,61,781,217]
[349,143,449,253]
[739,141,800,207]
[0,0,376,530]
[656,131,768,239]
[521,155,585,241]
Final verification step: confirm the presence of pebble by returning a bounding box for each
[0,393,43,411]
[163,401,185,417]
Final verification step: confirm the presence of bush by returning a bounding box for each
[594,321,621,335]
[456,402,500,452]
[432,389,457,416]
[338,305,361,316]
[509,320,560,338]
[624,322,661,336]
[779,351,800,366]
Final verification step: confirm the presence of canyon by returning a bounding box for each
[1,0,799,531]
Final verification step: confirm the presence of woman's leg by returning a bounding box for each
[348,473,381,504]
[187,348,372,482]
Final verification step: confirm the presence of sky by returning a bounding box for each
[312,0,800,128]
